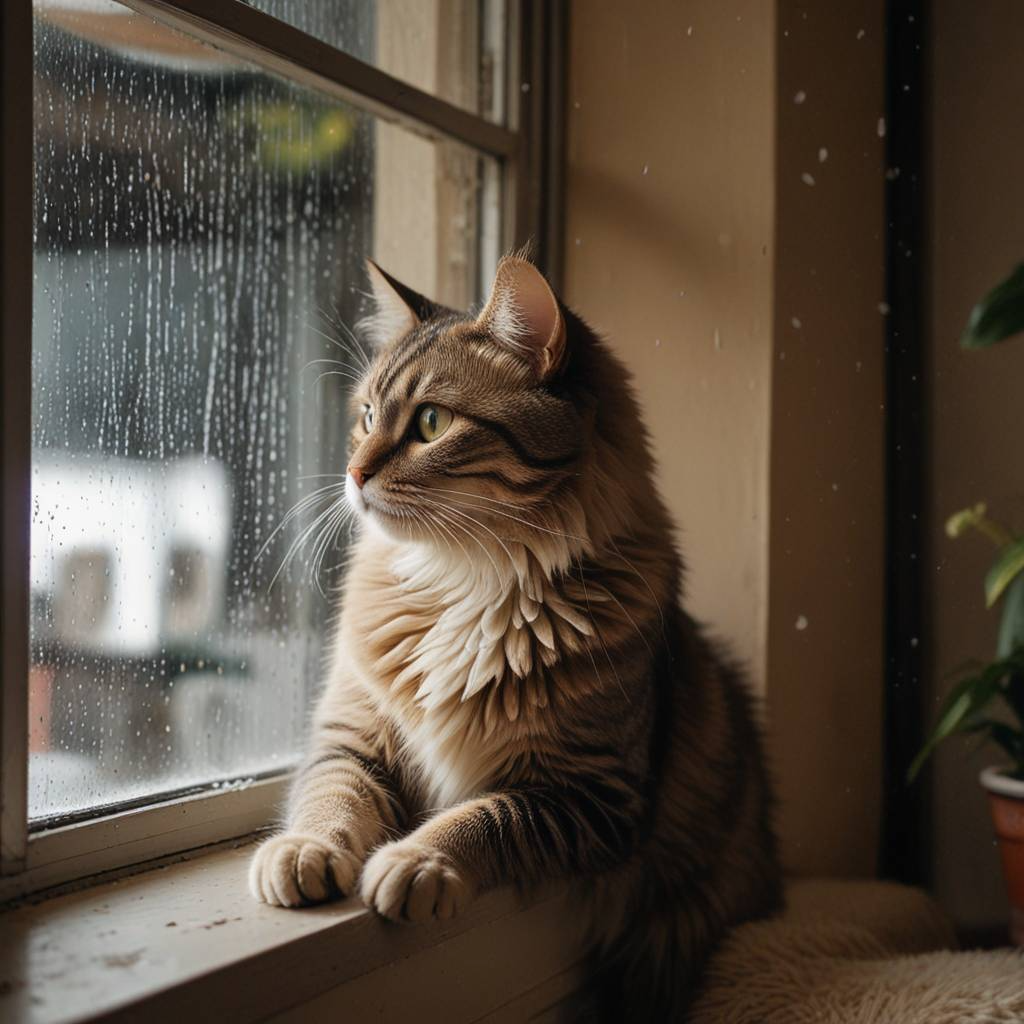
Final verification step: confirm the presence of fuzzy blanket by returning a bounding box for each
[689,879,1024,1023]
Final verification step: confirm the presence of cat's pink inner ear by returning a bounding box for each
[364,259,420,346]
[478,258,566,378]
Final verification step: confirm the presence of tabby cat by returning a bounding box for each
[249,254,782,1019]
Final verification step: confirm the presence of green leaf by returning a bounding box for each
[986,538,1024,608]
[1004,671,1024,729]
[990,722,1024,768]
[908,669,1004,781]
[964,719,1024,772]
[961,263,1024,349]
[998,576,1024,658]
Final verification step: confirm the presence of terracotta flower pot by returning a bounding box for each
[981,766,1024,946]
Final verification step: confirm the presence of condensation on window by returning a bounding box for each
[30,0,496,822]
[248,0,508,124]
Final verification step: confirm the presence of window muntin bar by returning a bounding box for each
[116,0,520,157]
[246,0,510,127]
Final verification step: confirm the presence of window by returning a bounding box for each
[1,0,557,899]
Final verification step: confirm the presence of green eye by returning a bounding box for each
[416,404,453,442]
[362,406,374,432]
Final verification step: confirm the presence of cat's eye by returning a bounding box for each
[415,404,453,442]
[362,406,374,432]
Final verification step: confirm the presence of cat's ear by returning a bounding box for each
[362,260,448,346]
[476,256,567,379]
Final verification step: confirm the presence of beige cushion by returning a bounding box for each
[690,880,1024,1023]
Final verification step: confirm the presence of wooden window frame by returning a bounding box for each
[0,0,566,901]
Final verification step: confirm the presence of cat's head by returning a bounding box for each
[344,254,643,574]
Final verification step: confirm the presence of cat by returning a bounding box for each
[249,253,782,1019]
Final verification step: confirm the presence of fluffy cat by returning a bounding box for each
[249,254,782,1019]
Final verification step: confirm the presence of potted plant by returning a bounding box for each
[910,263,1024,945]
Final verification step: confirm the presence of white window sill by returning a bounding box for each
[0,844,580,1023]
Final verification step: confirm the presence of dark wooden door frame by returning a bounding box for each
[881,0,929,886]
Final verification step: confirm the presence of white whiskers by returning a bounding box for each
[256,480,354,595]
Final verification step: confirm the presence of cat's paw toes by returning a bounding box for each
[249,833,360,908]
[359,840,476,923]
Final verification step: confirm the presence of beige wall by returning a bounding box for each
[564,0,776,691]
[766,0,886,878]
[928,0,1024,928]
[564,0,886,876]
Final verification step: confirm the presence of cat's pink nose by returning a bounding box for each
[348,465,371,489]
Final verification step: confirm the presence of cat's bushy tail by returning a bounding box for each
[580,908,716,1022]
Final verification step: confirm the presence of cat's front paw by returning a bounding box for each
[359,839,476,923]
[249,833,361,908]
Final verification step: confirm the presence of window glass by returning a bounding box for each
[30,0,498,823]
[248,0,508,124]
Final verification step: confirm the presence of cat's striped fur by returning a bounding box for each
[250,255,782,1018]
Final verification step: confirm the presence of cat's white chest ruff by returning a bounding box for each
[381,543,591,712]
[404,717,502,808]
[355,543,594,805]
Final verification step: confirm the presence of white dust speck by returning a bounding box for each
[574,237,582,247]
[818,147,828,163]
[795,615,809,631]
[877,117,886,138]
[521,82,531,93]
[910,637,919,648]
[877,301,891,315]
[654,338,661,348]
[791,316,802,329]
[642,163,649,176]
[794,90,806,104]
[714,328,722,351]
[573,100,581,110]
[687,26,693,36]
[886,167,901,181]
[831,483,839,492]
[856,28,865,40]
[855,360,863,372]
[801,172,816,186]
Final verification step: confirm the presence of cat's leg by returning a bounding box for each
[359,780,642,922]
[250,690,404,908]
